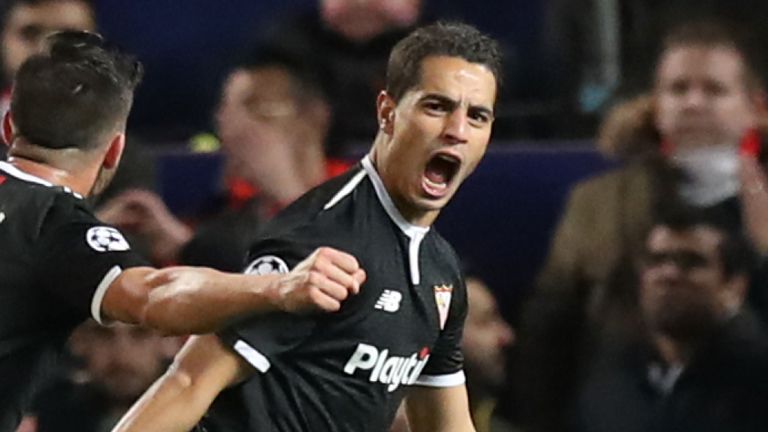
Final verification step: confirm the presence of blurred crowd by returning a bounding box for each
[5,0,768,431]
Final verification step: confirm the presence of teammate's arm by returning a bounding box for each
[405,385,476,432]
[103,247,366,334]
[112,334,249,432]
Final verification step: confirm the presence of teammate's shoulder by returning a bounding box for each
[0,171,92,237]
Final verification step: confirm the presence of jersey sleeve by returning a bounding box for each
[217,236,319,373]
[415,278,468,388]
[34,211,147,325]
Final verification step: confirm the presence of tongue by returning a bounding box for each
[425,158,451,185]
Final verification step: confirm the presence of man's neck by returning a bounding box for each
[6,155,91,196]
[654,334,695,368]
[368,144,439,228]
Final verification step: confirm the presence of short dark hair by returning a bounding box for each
[659,19,764,92]
[652,209,756,279]
[11,31,143,150]
[385,21,503,103]
[236,46,327,103]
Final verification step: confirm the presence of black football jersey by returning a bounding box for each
[200,157,467,432]
[0,161,146,430]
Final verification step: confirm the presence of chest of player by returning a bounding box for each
[311,235,459,378]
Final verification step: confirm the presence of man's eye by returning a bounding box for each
[19,25,45,42]
[424,102,447,112]
[669,81,689,95]
[469,112,490,124]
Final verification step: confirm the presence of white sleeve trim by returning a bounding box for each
[414,370,466,388]
[90,265,122,325]
[233,340,271,373]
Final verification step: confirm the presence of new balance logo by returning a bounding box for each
[374,290,402,312]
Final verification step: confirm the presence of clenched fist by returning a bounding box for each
[268,247,366,313]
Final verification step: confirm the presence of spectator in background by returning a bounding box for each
[0,0,95,160]
[543,0,768,128]
[183,50,352,270]
[463,276,517,432]
[22,321,181,432]
[516,20,768,432]
[254,0,423,156]
[574,212,768,432]
[0,0,95,100]
[100,50,349,270]
[0,0,154,198]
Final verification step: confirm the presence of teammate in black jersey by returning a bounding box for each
[0,31,365,431]
[115,21,502,432]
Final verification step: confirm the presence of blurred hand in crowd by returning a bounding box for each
[740,154,768,254]
[96,189,192,265]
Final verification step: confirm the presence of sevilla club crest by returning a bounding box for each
[433,284,453,330]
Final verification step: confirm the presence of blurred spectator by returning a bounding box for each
[573,212,768,432]
[253,0,423,156]
[0,0,154,196]
[183,53,350,270]
[95,189,192,266]
[100,51,349,270]
[463,276,517,432]
[0,0,95,96]
[23,321,180,432]
[0,0,95,160]
[515,20,768,432]
[543,0,768,125]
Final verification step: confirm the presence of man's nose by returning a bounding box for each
[442,109,469,144]
[655,260,685,280]
[496,321,515,348]
[682,88,708,109]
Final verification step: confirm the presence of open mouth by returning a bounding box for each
[422,153,461,197]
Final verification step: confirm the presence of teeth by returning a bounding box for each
[424,177,447,189]
[436,154,459,164]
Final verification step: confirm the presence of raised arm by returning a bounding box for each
[112,334,248,432]
[102,247,366,334]
[405,385,476,432]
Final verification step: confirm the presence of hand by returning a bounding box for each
[739,155,768,253]
[269,247,366,313]
[96,189,192,264]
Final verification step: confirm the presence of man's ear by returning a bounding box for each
[103,133,125,169]
[2,111,14,147]
[722,273,748,315]
[376,91,396,135]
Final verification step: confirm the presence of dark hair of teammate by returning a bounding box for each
[10,30,142,150]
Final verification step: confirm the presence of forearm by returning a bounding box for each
[113,335,246,432]
[112,367,206,432]
[105,267,281,335]
[143,268,282,334]
[103,247,365,334]
[406,386,476,432]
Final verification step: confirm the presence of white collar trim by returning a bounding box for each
[361,155,430,238]
[0,161,83,199]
